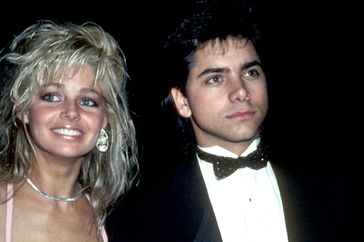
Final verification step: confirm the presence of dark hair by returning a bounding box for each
[160,0,263,150]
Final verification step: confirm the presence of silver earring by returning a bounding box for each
[96,129,109,152]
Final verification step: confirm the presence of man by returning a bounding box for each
[107,0,362,241]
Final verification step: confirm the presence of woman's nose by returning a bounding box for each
[60,101,80,121]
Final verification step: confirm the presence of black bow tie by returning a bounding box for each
[196,143,269,179]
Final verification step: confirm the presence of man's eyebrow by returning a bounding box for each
[241,60,262,70]
[197,60,262,78]
[197,67,229,78]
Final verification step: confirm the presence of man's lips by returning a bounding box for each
[226,110,255,120]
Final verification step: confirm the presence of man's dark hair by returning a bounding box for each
[160,0,264,153]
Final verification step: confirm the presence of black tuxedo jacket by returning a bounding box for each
[107,153,362,242]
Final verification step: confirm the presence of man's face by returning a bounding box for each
[171,36,268,154]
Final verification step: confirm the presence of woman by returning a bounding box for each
[0,20,138,242]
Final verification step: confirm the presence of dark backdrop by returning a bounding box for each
[1,0,360,182]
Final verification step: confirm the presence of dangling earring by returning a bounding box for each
[96,129,109,152]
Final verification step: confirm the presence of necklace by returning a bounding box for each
[25,178,82,202]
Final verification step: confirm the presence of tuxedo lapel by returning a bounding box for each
[271,162,341,241]
[194,204,222,242]
[272,163,303,241]
[166,156,222,242]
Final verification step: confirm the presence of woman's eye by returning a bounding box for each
[42,93,61,102]
[80,97,97,107]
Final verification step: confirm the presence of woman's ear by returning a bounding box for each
[102,116,108,129]
[22,113,29,124]
[170,88,191,118]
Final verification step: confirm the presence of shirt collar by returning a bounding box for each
[197,138,261,159]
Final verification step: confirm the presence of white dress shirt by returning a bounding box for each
[197,139,288,242]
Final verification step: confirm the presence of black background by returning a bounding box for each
[0,0,360,178]
[1,1,362,237]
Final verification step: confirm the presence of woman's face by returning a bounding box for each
[26,64,108,160]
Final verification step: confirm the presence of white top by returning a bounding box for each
[197,139,288,242]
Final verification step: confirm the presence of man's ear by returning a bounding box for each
[170,88,191,118]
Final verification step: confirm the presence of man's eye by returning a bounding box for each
[80,97,97,107]
[243,69,259,79]
[206,76,223,84]
[42,93,61,102]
